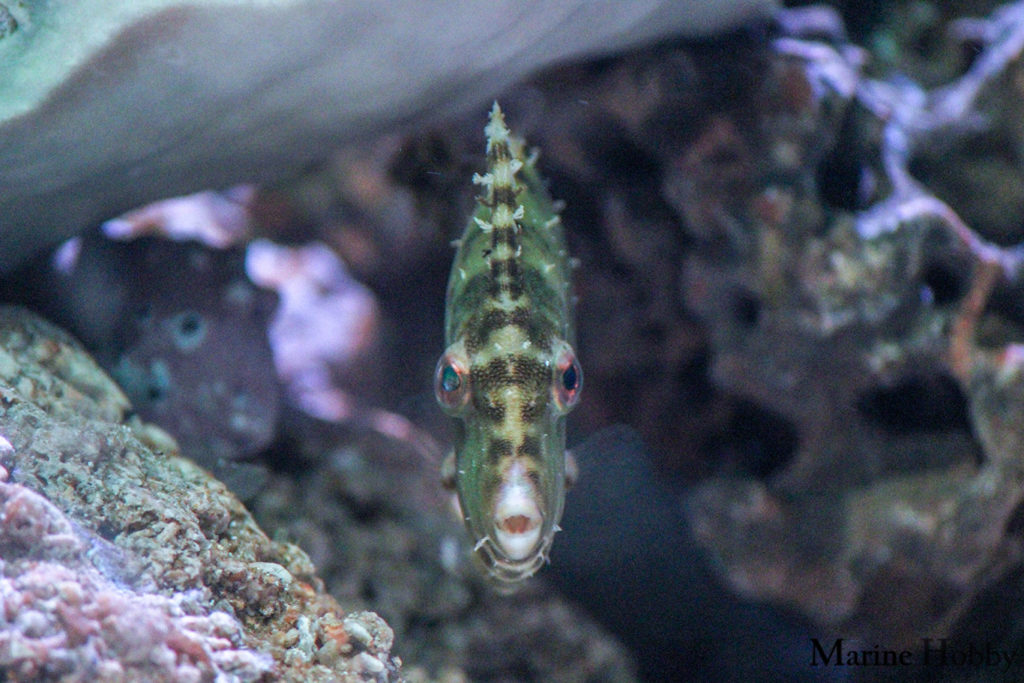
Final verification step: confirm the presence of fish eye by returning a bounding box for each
[553,348,582,412]
[435,352,471,413]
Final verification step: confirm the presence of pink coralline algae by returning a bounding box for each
[0,475,276,681]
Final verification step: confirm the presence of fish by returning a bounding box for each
[436,103,581,583]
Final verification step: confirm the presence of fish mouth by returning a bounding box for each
[473,533,552,585]
[472,460,551,584]
[493,481,543,561]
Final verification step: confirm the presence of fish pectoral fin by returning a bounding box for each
[565,451,579,490]
[441,450,457,490]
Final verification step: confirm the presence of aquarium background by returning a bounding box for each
[2,1,1024,681]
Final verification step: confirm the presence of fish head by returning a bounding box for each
[435,337,582,583]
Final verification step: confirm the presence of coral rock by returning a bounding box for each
[0,305,401,681]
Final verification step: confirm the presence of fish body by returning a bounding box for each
[436,103,581,583]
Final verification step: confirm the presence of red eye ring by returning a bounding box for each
[553,348,582,412]
[435,352,471,413]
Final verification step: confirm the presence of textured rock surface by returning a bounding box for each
[0,305,401,681]
[0,0,776,273]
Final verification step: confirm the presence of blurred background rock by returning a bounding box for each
[6,1,1024,681]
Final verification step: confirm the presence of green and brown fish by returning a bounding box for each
[436,103,581,584]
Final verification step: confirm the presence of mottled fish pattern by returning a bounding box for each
[436,103,581,583]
